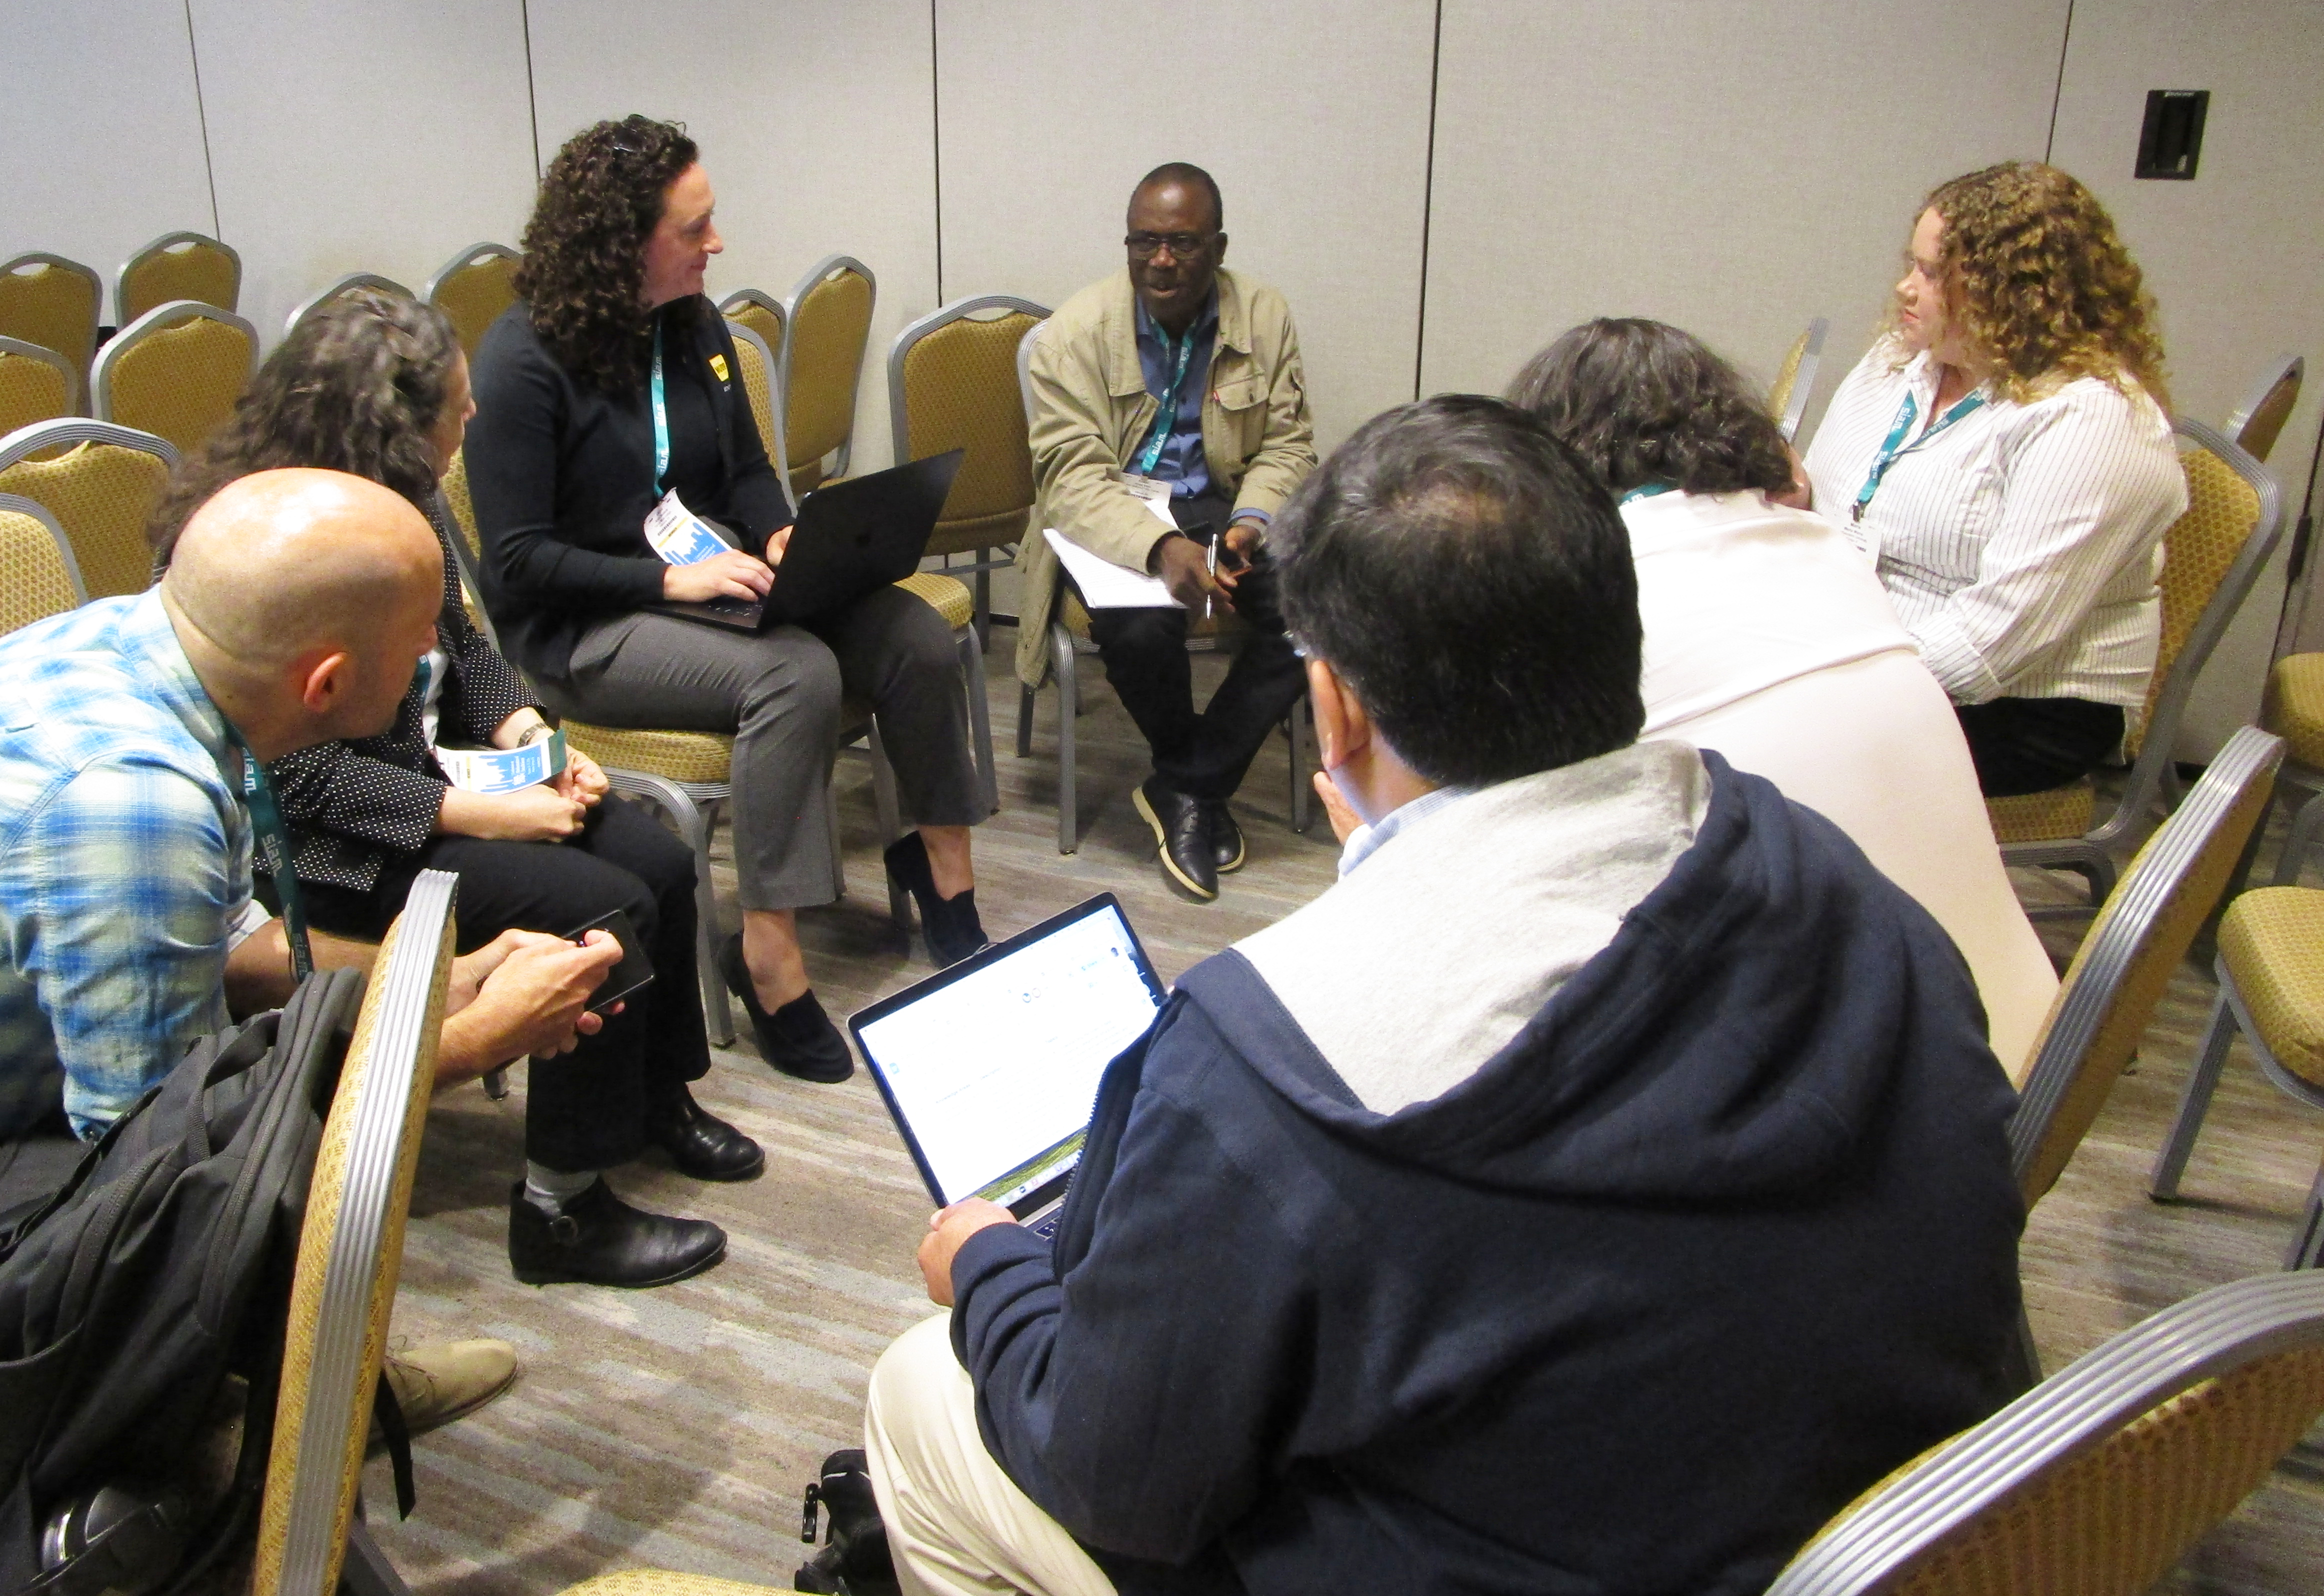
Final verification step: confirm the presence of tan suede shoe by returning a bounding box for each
[366,1338,518,1454]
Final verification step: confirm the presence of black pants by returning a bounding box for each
[301,794,708,1172]
[1956,697,2128,798]
[1084,493,1308,802]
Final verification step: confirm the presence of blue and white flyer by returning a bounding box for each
[644,489,731,565]
[437,729,568,794]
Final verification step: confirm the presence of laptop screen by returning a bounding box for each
[852,896,1164,1210]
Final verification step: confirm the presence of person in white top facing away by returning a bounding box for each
[1511,316,2056,1080]
[1800,161,2185,798]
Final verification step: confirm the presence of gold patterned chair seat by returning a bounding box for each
[2262,653,2324,771]
[1986,782,2098,846]
[2216,888,2324,1088]
[559,724,734,787]
[894,569,972,630]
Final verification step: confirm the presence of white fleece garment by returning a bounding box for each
[1236,742,1709,1115]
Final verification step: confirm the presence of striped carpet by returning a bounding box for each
[366,646,2324,1595]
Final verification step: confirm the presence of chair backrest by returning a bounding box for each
[250,870,456,1596]
[116,230,242,323]
[2225,352,2303,464]
[889,296,1049,558]
[92,299,259,458]
[1768,316,1830,444]
[2008,725,2284,1203]
[780,254,876,493]
[718,287,788,383]
[723,318,792,484]
[284,273,414,341]
[0,334,77,438]
[0,491,86,634]
[422,242,520,358]
[1766,1270,2324,1596]
[0,418,180,598]
[1016,319,1042,427]
[0,253,102,402]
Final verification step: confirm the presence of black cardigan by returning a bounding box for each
[464,297,794,678]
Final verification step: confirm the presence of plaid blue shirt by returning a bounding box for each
[0,591,268,1139]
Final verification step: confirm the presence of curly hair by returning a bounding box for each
[1507,318,1794,500]
[514,115,700,394]
[1894,161,2168,412]
[148,290,460,564]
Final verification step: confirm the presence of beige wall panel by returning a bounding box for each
[932,0,1436,454]
[1420,0,2068,434]
[190,0,538,346]
[528,0,938,478]
[2049,0,2324,760]
[0,0,214,324]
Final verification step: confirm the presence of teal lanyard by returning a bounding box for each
[1132,321,1198,478]
[225,728,314,982]
[1853,384,1987,522]
[1621,483,1674,504]
[649,318,670,492]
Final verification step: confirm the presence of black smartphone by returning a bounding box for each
[561,906,656,1015]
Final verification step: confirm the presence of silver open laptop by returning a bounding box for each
[848,894,1166,1238]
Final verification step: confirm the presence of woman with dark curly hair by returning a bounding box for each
[153,290,746,1290]
[1800,162,2186,798]
[1512,318,2056,1076]
[466,116,989,1085]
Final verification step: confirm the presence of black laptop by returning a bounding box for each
[650,448,964,632]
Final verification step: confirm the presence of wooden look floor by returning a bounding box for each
[368,640,2324,1594]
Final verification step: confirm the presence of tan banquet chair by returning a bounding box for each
[1987,418,2284,906]
[717,288,786,376]
[0,418,179,598]
[0,492,86,634]
[0,252,101,408]
[0,335,77,439]
[1767,316,1829,444]
[1764,1270,2324,1596]
[117,230,242,323]
[2226,352,2303,464]
[780,254,876,497]
[92,300,258,459]
[422,243,520,358]
[284,274,413,341]
[247,872,455,1596]
[888,294,1049,647]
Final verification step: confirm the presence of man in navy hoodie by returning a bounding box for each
[861,396,2026,1596]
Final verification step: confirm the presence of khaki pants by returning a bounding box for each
[864,1314,1116,1596]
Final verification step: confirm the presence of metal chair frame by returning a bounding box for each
[116,230,242,322]
[778,254,876,482]
[2226,352,2304,464]
[92,298,260,434]
[0,252,102,405]
[718,286,787,344]
[2001,417,2286,905]
[0,490,88,610]
[284,273,414,340]
[1773,316,1829,444]
[888,293,1050,646]
[1765,1270,2324,1596]
[0,334,79,430]
[421,240,518,305]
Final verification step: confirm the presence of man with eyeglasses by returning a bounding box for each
[1014,162,1316,900]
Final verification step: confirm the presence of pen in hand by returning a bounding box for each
[1205,535,1218,620]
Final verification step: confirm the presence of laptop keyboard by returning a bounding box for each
[704,596,757,617]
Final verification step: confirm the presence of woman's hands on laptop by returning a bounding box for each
[663,547,773,603]
[918,1198,1018,1305]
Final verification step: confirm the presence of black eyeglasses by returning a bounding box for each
[1124,232,1216,260]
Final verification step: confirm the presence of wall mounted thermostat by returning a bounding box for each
[2136,90,2209,180]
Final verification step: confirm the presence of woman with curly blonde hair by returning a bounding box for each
[1802,161,2186,796]
[466,117,992,1095]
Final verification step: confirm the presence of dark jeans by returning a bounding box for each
[1956,697,2128,798]
[302,794,708,1172]
[1084,492,1308,802]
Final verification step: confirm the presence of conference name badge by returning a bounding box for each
[708,352,730,382]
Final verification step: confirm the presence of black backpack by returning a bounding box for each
[0,968,365,1596]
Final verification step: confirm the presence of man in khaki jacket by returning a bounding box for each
[1018,162,1316,900]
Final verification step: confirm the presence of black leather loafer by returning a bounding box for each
[718,934,854,1082]
[1205,800,1246,874]
[883,832,992,968]
[1134,777,1217,900]
[508,1178,726,1288]
[648,1085,765,1181]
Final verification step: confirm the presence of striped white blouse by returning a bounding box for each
[1801,342,2185,708]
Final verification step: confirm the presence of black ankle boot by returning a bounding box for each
[718,934,852,1082]
[507,1178,726,1288]
[646,1084,765,1181]
[795,1448,900,1596]
[883,832,991,967]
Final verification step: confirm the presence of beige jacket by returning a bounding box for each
[1014,266,1316,686]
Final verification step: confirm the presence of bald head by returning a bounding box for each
[164,468,438,666]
